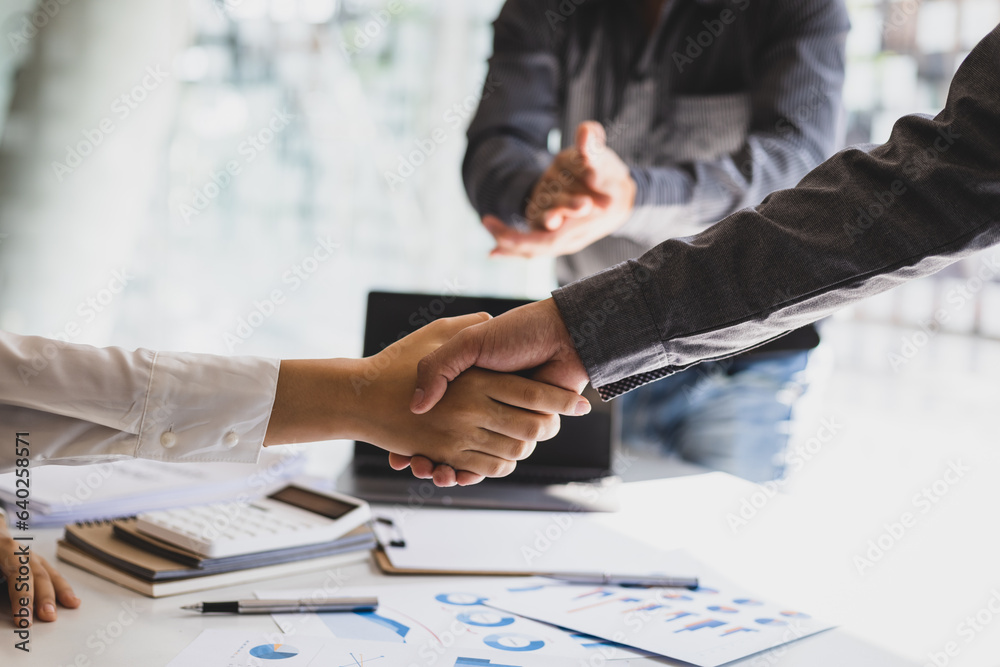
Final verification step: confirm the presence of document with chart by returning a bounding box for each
[166,629,599,667]
[485,577,834,667]
[257,579,649,661]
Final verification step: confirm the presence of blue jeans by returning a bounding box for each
[620,351,811,483]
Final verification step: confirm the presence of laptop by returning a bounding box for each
[336,291,621,512]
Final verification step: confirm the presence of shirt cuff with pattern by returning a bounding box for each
[552,260,673,400]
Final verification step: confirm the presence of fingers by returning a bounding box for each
[576,120,607,159]
[481,371,590,419]
[576,121,615,193]
[447,448,517,479]
[408,456,436,479]
[411,326,484,414]
[31,555,56,622]
[482,214,516,241]
[455,470,486,486]
[432,466,459,487]
[427,464,484,487]
[541,194,594,231]
[387,453,413,470]
[43,556,79,611]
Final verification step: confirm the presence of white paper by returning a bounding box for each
[257,580,649,661]
[373,506,695,575]
[166,629,587,667]
[485,576,834,667]
[0,449,304,525]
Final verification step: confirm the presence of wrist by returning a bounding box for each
[264,358,370,446]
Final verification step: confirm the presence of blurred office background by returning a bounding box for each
[1,1,999,663]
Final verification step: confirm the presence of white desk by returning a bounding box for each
[1,473,917,666]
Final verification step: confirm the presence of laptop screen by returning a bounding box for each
[353,291,618,482]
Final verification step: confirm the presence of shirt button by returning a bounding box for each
[223,431,240,449]
[160,432,178,449]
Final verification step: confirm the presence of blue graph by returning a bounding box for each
[483,633,545,652]
[454,659,522,667]
[320,611,411,643]
[457,610,516,627]
[436,593,488,606]
[248,644,299,660]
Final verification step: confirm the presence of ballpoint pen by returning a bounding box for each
[181,596,379,614]
[543,573,700,590]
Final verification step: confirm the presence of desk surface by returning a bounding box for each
[2,472,917,666]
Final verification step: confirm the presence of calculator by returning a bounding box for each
[134,485,371,558]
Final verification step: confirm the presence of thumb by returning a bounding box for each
[575,120,607,162]
[411,324,485,414]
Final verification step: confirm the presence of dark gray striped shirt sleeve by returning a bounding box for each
[461,2,563,227]
[554,23,1000,399]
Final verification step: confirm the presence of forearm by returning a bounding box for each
[463,0,563,226]
[0,332,277,470]
[263,358,368,446]
[555,23,1000,398]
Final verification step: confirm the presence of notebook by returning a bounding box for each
[56,519,374,597]
[56,541,370,598]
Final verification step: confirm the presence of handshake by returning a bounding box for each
[265,299,593,487]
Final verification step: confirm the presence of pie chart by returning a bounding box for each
[249,643,300,660]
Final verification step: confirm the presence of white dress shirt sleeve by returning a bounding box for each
[0,332,280,473]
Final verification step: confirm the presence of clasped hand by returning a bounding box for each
[484,121,637,258]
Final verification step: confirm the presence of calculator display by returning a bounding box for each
[268,486,358,519]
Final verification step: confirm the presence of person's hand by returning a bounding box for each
[1,524,80,627]
[267,313,588,484]
[398,300,589,485]
[359,315,588,483]
[485,121,636,258]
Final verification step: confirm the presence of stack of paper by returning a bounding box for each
[254,557,833,666]
[0,449,304,526]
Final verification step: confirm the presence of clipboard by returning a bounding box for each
[372,547,530,576]
[370,507,683,577]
